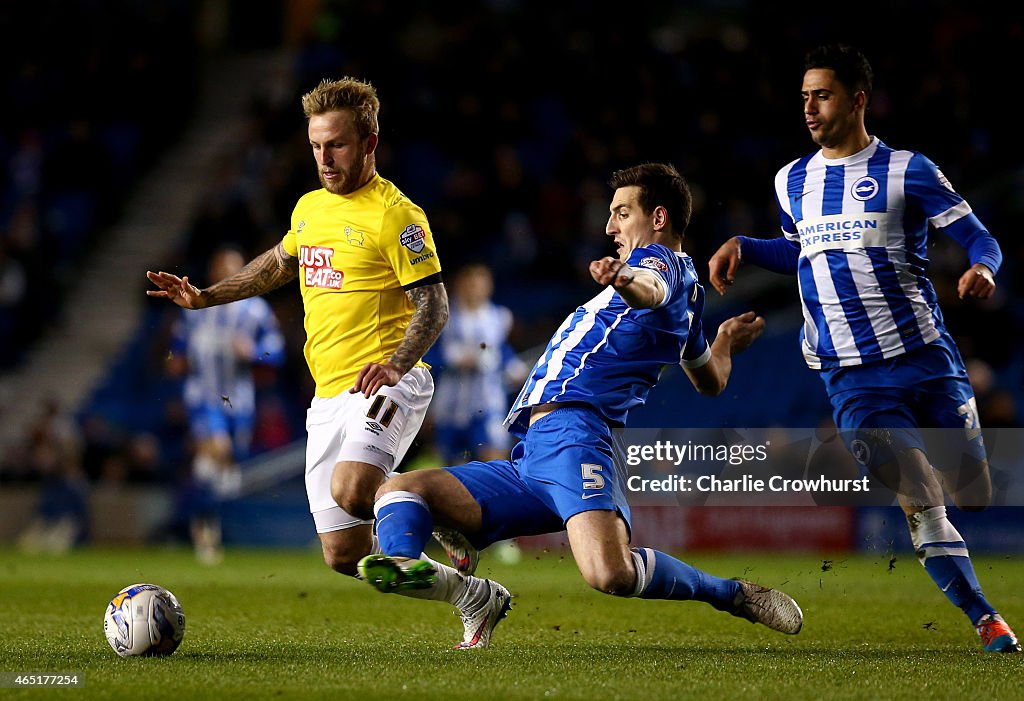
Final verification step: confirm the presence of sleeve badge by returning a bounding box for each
[639,256,669,272]
[400,224,426,253]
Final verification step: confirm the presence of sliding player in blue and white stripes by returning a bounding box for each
[358,163,803,649]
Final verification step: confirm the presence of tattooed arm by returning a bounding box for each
[350,280,449,397]
[146,244,299,309]
[390,282,449,373]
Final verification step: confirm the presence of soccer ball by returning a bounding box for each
[103,583,186,657]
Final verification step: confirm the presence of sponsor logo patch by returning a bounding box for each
[797,214,886,251]
[400,224,427,253]
[639,256,668,272]
[299,245,343,290]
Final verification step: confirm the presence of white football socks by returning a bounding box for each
[908,505,969,562]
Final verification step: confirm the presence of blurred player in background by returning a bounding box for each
[358,163,803,649]
[429,263,528,566]
[148,78,472,606]
[709,44,1019,653]
[431,263,527,464]
[166,245,284,564]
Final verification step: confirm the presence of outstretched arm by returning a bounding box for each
[707,238,743,296]
[350,281,449,397]
[146,244,298,309]
[684,311,765,396]
[589,256,667,309]
[708,236,799,295]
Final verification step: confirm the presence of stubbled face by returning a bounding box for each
[802,68,860,150]
[308,110,377,195]
[606,186,657,262]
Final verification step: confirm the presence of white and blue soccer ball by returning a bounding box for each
[103,583,186,657]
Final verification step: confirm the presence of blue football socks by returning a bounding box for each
[373,490,434,559]
[910,506,996,624]
[631,547,741,610]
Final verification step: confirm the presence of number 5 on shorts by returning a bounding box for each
[582,463,605,491]
[957,398,981,441]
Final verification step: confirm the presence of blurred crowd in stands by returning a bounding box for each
[2,0,1022,514]
[0,1,199,368]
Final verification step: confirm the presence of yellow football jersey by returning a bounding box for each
[281,174,443,397]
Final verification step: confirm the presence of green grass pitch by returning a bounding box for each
[0,546,1020,700]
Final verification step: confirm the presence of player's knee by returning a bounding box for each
[331,491,373,521]
[330,481,375,520]
[580,563,635,597]
[376,472,416,497]
[374,472,431,504]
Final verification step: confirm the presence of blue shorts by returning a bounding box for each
[821,335,985,471]
[444,405,631,550]
[189,403,254,460]
[434,412,511,462]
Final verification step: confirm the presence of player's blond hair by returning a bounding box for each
[301,77,380,140]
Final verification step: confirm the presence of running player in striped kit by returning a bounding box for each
[709,44,1019,653]
[430,263,526,465]
[168,246,285,563]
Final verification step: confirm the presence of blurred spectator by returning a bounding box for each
[16,459,89,554]
[0,242,27,364]
[0,397,83,482]
[0,0,199,369]
[95,432,163,484]
[79,412,123,482]
[7,398,90,552]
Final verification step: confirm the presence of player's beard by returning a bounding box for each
[319,151,370,195]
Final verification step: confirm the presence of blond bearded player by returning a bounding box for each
[148,78,477,609]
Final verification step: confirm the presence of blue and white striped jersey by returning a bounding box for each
[171,298,285,414]
[431,300,520,428]
[505,244,710,437]
[773,137,1001,369]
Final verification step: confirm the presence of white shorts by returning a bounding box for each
[306,367,433,533]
